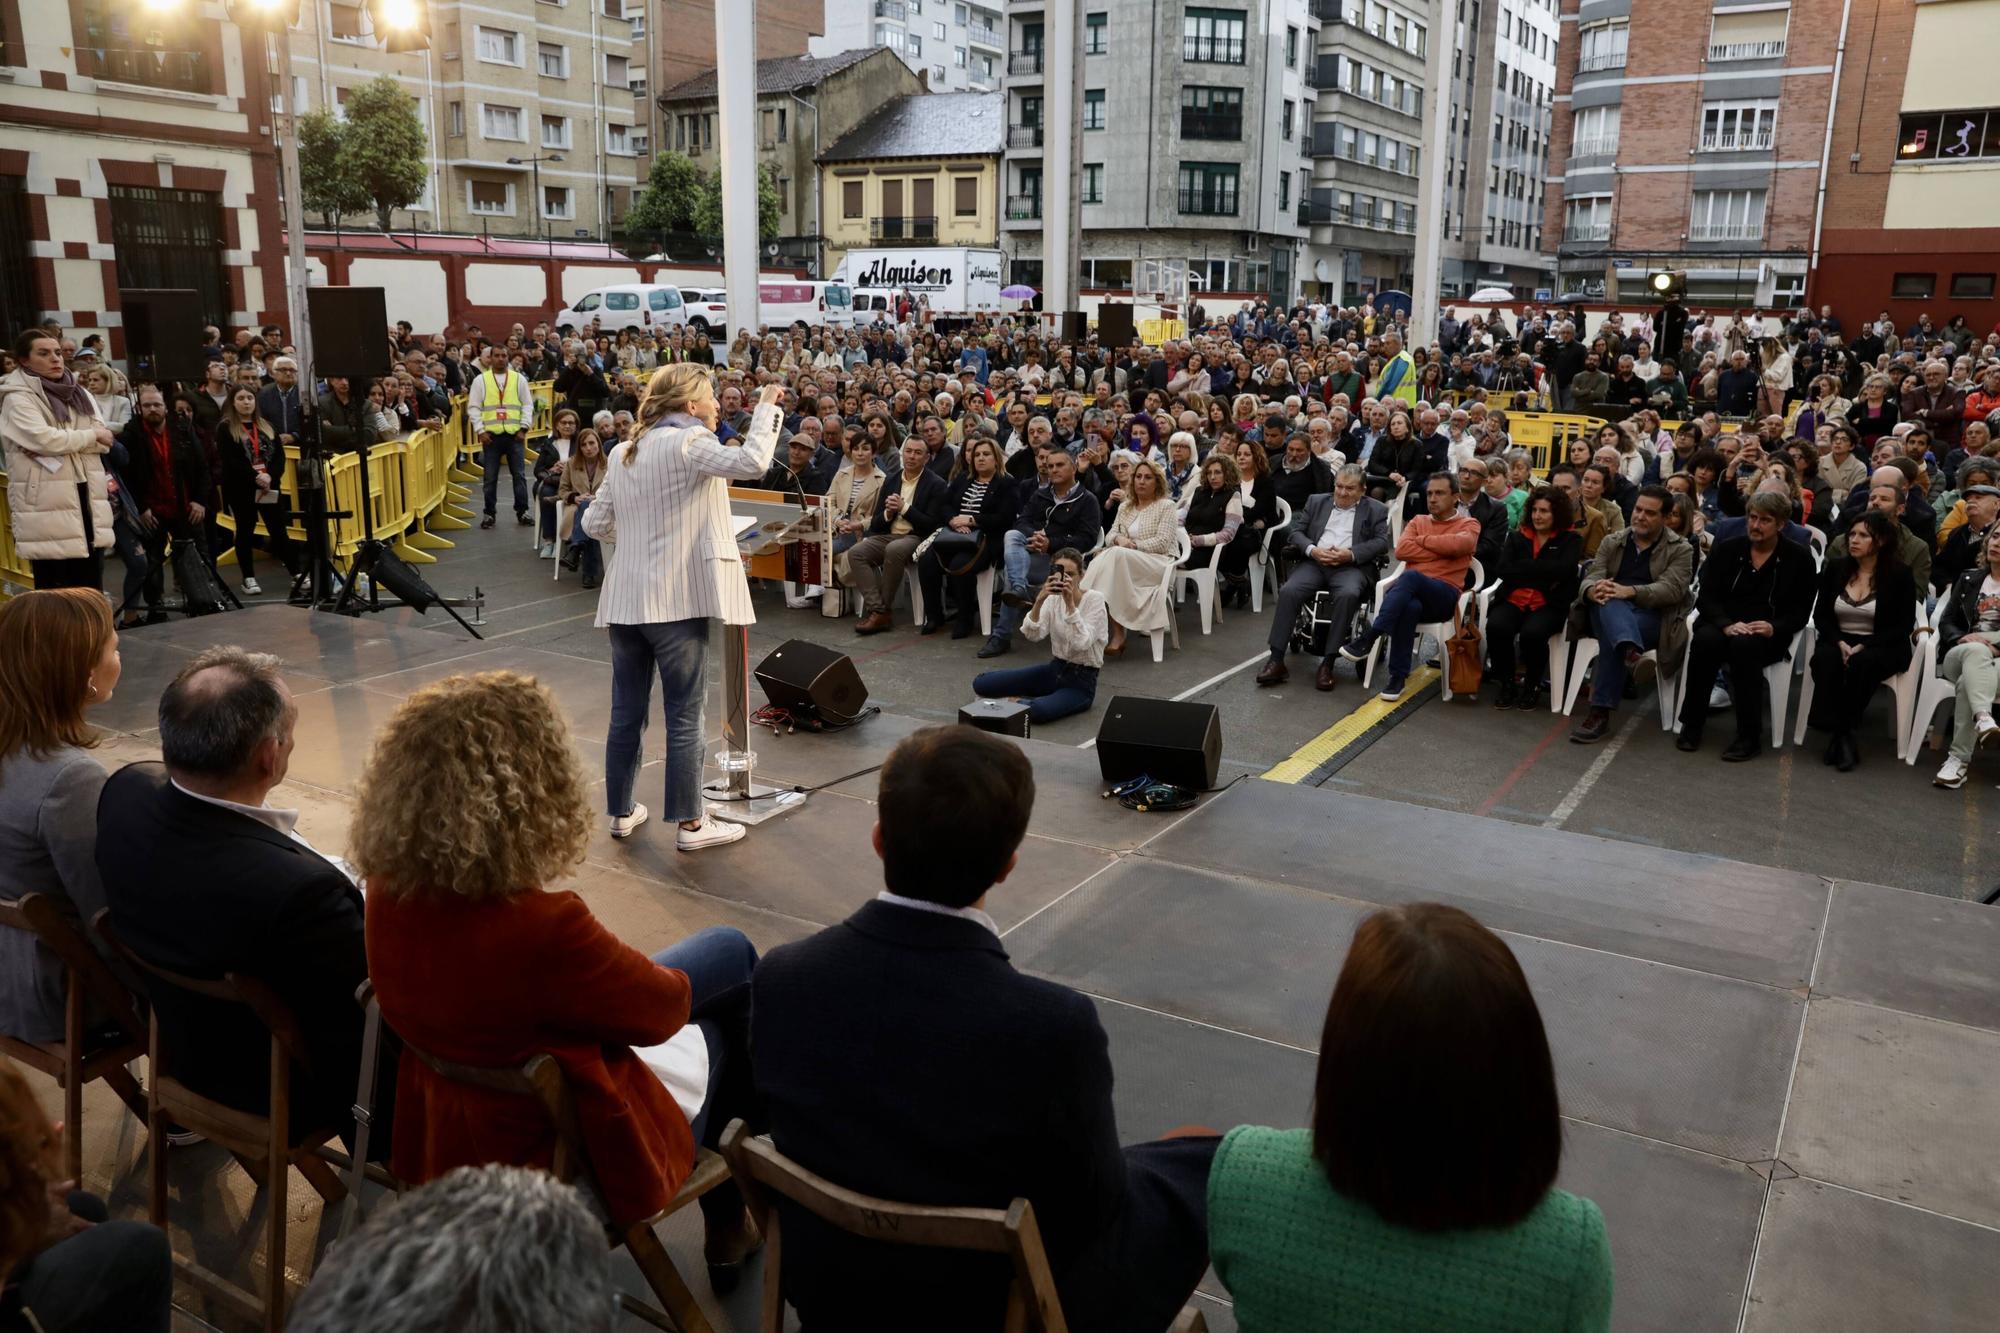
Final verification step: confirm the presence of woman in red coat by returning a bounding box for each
[351,669,761,1280]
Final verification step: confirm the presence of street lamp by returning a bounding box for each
[507,154,564,243]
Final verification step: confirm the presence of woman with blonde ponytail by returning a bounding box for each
[581,362,785,852]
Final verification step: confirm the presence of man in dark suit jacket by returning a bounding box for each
[852,435,952,633]
[1458,458,1511,577]
[1258,465,1390,690]
[750,728,1216,1332]
[95,646,386,1150]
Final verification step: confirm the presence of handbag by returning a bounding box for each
[1445,603,1483,697]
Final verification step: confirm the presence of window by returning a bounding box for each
[1700,100,1777,152]
[481,104,524,141]
[954,46,967,66]
[538,42,568,77]
[1183,8,1247,64]
[1709,8,1788,62]
[607,123,635,155]
[1570,104,1620,157]
[1177,162,1239,215]
[1688,188,1766,241]
[1892,273,1936,301]
[1181,87,1242,140]
[605,54,628,86]
[542,186,574,220]
[1563,194,1612,242]
[77,0,214,93]
[1282,100,1294,140]
[1084,89,1105,130]
[954,176,978,215]
[777,107,788,143]
[476,27,522,65]
[909,34,922,56]
[1577,20,1627,73]
[1286,25,1298,68]
[108,185,226,328]
[777,177,791,211]
[448,101,464,137]
[843,180,864,218]
[1897,110,2000,162]
[1086,11,1107,54]
[468,180,514,216]
[542,115,571,148]
[1278,172,1289,210]
[1952,273,1996,299]
[935,21,947,38]
[1080,163,1104,204]
[935,64,948,82]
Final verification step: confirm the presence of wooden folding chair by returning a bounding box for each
[93,909,361,1332]
[719,1120,1208,1333]
[401,1038,731,1333]
[0,894,149,1182]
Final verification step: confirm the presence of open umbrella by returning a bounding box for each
[1000,285,1038,299]
[1467,286,1515,303]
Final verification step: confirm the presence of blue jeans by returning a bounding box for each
[1588,599,1662,709]
[568,497,602,581]
[1366,570,1460,679]
[974,658,1099,722]
[607,619,710,823]
[12,1192,170,1333]
[649,927,760,1222]
[994,528,1049,639]
[482,433,528,517]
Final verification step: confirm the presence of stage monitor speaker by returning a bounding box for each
[1095,696,1222,791]
[755,640,868,722]
[959,698,1031,737]
[1096,302,1135,348]
[118,289,206,383]
[306,287,391,380]
[1061,311,1087,343]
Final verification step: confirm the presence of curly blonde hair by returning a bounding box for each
[349,671,592,902]
[0,1057,58,1278]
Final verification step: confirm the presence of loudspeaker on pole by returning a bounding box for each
[1096,302,1136,348]
[118,289,207,382]
[306,287,392,380]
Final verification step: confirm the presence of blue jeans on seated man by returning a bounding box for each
[606,618,709,824]
[992,528,1051,640]
[973,658,1099,723]
[1358,569,1461,679]
[1588,598,1662,709]
[650,926,762,1225]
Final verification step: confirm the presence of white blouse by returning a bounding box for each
[1023,588,1110,668]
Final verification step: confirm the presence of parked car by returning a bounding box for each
[549,283,688,334]
[683,289,728,340]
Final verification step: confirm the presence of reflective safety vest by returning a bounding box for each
[481,369,524,434]
[1376,351,1418,407]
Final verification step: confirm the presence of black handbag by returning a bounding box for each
[930,529,986,576]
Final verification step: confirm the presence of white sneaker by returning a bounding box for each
[676,813,747,852]
[539,542,556,559]
[1709,684,1733,710]
[1976,714,2000,749]
[241,577,261,595]
[608,803,649,839]
[1934,756,1970,789]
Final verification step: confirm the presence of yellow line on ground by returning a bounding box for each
[1260,666,1440,783]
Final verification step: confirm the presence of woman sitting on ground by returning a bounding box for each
[1928,525,2000,790]
[534,408,581,559]
[1804,510,1914,772]
[972,548,1107,723]
[1208,902,1613,1332]
[556,428,608,588]
[1485,487,1584,712]
[1219,440,1277,609]
[1179,452,1244,576]
[916,438,1017,640]
[1080,459,1178,657]
[354,671,765,1286]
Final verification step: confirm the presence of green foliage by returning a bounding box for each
[334,76,431,231]
[296,107,367,226]
[626,150,705,235]
[691,162,782,242]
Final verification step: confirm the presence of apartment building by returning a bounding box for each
[1543,0,1839,307]
[1813,0,2000,327]
[1436,0,1558,298]
[0,0,285,346]
[1003,0,1314,301]
[1301,0,1432,304]
[814,0,1005,91]
[646,1,825,168]
[658,49,925,275]
[283,0,646,239]
[818,92,1004,270]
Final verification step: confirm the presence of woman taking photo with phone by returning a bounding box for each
[971,548,1107,723]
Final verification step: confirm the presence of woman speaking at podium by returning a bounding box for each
[584,364,784,853]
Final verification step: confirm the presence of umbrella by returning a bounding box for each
[1000,285,1038,299]
[1467,286,1515,303]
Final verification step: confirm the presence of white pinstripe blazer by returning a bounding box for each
[584,403,781,627]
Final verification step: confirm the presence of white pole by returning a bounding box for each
[1042,0,1079,317]
[272,32,314,384]
[715,2,761,336]
[1410,0,1453,341]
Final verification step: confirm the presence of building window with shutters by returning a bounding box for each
[1082,164,1103,205]
[843,180,864,219]
[954,176,979,216]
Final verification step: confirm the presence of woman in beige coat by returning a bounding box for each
[827,433,885,585]
[0,331,115,590]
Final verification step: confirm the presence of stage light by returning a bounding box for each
[370,0,432,51]
[1647,269,1686,301]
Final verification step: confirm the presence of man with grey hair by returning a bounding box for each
[95,646,385,1148]
[1257,465,1388,690]
[288,1166,614,1333]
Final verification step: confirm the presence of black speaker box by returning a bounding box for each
[1061,311,1087,343]
[1096,302,1135,348]
[119,289,206,383]
[755,640,868,722]
[959,698,1030,737]
[306,287,391,380]
[1095,696,1221,791]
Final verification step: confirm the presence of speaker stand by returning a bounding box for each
[704,624,807,827]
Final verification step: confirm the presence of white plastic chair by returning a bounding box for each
[1674,609,1810,747]
[1795,601,1927,750]
[1904,586,1957,764]
[1147,530,1191,662]
[1174,528,1223,635]
[1249,497,1293,614]
[908,562,995,636]
[1551,630,1685,730]
[1805,526,1828,564]
[1362,558,1483,700]
[551,498,576,582]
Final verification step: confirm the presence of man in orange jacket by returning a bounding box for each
[1338,472,1482,700]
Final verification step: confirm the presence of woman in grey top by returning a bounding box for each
[0,588,123,1042]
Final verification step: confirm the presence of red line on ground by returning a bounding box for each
[849,633,936,666]
[1473,716,1573,818]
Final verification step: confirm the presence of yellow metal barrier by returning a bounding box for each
[0,467,30,596]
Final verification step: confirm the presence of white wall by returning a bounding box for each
[347,258,451,334]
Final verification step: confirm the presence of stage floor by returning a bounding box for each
[77,609,2000,1332]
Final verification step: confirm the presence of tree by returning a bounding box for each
[626,150,705,236]
[691,162,782,242]
[335,75,430,231]
[296,107,368,227]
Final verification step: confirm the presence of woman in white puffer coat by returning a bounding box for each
[0,329,115,590]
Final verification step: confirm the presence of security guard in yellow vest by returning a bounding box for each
[470,344,531,528]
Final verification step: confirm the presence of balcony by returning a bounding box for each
[1177,191,1239,217]
[1180,111,1243,141]
[1310,0,1340,17]
[871,216,938,242]
[1007,123,1044,149]
[874,0,906,18]
[1568,135,1617,160]
[1006,194,1042,220]
[1698,129,1774,152]
[968,25,1002,49]
[1576,52,1627,74]
[1562,223,1612,243]
[1708,39,1785,62]
[1688,222,1763,241]
[1298,199,1336,226]
[1009,50,1043,75]
[1308,121,1341,157]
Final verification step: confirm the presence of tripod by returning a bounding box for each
[114,518,242,623]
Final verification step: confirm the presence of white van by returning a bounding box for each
[550,283,688,333]
[850,288,894,328]
[755,280,851,331]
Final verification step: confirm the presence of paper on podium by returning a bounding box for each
[733,511,819,557]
